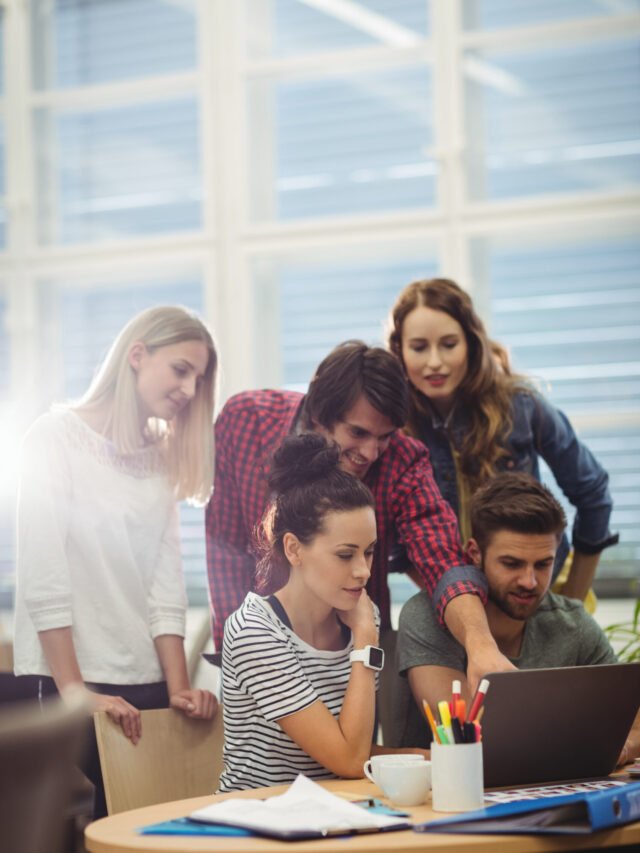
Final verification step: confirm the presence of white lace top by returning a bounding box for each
[13,409,187,684]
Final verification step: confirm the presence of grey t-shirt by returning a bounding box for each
[396,590,617,749]
[398,590,617,676]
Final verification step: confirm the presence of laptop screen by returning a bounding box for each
[480,662,640,788]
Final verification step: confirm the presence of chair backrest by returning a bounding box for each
[0,689,88,853]
[0,638,13,672]
[94,706,224,815]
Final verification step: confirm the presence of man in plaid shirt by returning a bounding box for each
[206,341,514,690]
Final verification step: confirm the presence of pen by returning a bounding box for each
[438,700,451,728]
[455,699,466,724]
[438,700,454,743]
[436,724,450,745]
[422,699,441,744]
[468,678,490,722]
[463,721,476,743]
[452,679,461,708]
[451,716,464,744]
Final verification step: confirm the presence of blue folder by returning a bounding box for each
[139,817,251,837]
[415,781,640,835]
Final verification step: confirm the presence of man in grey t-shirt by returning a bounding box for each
[397,473,638,767]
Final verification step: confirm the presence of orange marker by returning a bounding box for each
[455,699,467,725]
[451,679,461,716]
[422,699,441,744]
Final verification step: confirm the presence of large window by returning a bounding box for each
[482,229,640,586]
[248,64,437,220]
[1,0,639,611]
[251,243,439,386]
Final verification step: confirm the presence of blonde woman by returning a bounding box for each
[14,305,218,817]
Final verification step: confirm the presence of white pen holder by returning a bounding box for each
[431,740,484,812]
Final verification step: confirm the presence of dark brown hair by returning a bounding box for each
[301,340,408,431]
[470,472,566,553]
[255,432,375,592]
[388,278,527,491]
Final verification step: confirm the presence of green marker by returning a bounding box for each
[436,724,450,745]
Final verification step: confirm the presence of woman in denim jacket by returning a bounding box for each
[388,278,618,601]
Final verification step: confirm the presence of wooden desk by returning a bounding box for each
[85,777,640,853]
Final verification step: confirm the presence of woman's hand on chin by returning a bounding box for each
[337,590,378,647]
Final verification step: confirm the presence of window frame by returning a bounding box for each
[0,0,637,607]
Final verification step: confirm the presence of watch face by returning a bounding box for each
[369,646,384,670]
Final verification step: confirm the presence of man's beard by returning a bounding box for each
[489,588,540,621]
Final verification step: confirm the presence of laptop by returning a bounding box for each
[480,662,640,788]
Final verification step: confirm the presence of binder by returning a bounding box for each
[415,781,640,835]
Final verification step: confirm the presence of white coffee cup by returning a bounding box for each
[363,753,425,788]
[376,760,432,807]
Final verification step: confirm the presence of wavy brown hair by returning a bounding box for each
[388,278,528,492]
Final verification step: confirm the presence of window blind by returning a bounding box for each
[489,236,640,582]
[35,98,202,244]
[0,295,8,401]
[260,254,439,387]
[250,64,436,221]
[463,0,640,31]
[31,0,197,89]
[0,296,12,605]
[465,37,640,200]
[246,0,429,59]
[0,119,5,247]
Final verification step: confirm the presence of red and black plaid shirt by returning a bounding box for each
[205,390,485,649]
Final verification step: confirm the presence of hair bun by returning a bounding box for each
[268,433,341,494]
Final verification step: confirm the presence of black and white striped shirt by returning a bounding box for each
[218,592,377,792]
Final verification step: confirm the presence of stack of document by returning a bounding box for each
[189,775,410,840]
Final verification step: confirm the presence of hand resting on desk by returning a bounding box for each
[617,708,640,767]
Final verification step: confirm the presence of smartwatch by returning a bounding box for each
[349,645,385,671]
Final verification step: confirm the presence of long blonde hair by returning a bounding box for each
[75,305,217,504]
[388,278,528,492]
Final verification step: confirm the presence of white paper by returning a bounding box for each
[190,775,407,836]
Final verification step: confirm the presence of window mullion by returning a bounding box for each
[202,0,254,398]
[460,12,640,51]
[5,0,36,255]
[433,0,470,286]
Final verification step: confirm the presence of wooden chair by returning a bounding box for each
[0,638,13,672]
[0,688,88,853]
[94,706,224,815]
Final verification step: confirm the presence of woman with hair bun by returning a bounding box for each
[219,432,426,792]
[388,278,618,601]
[14,305,218,817]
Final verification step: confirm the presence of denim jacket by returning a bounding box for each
[413,391,618,580]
